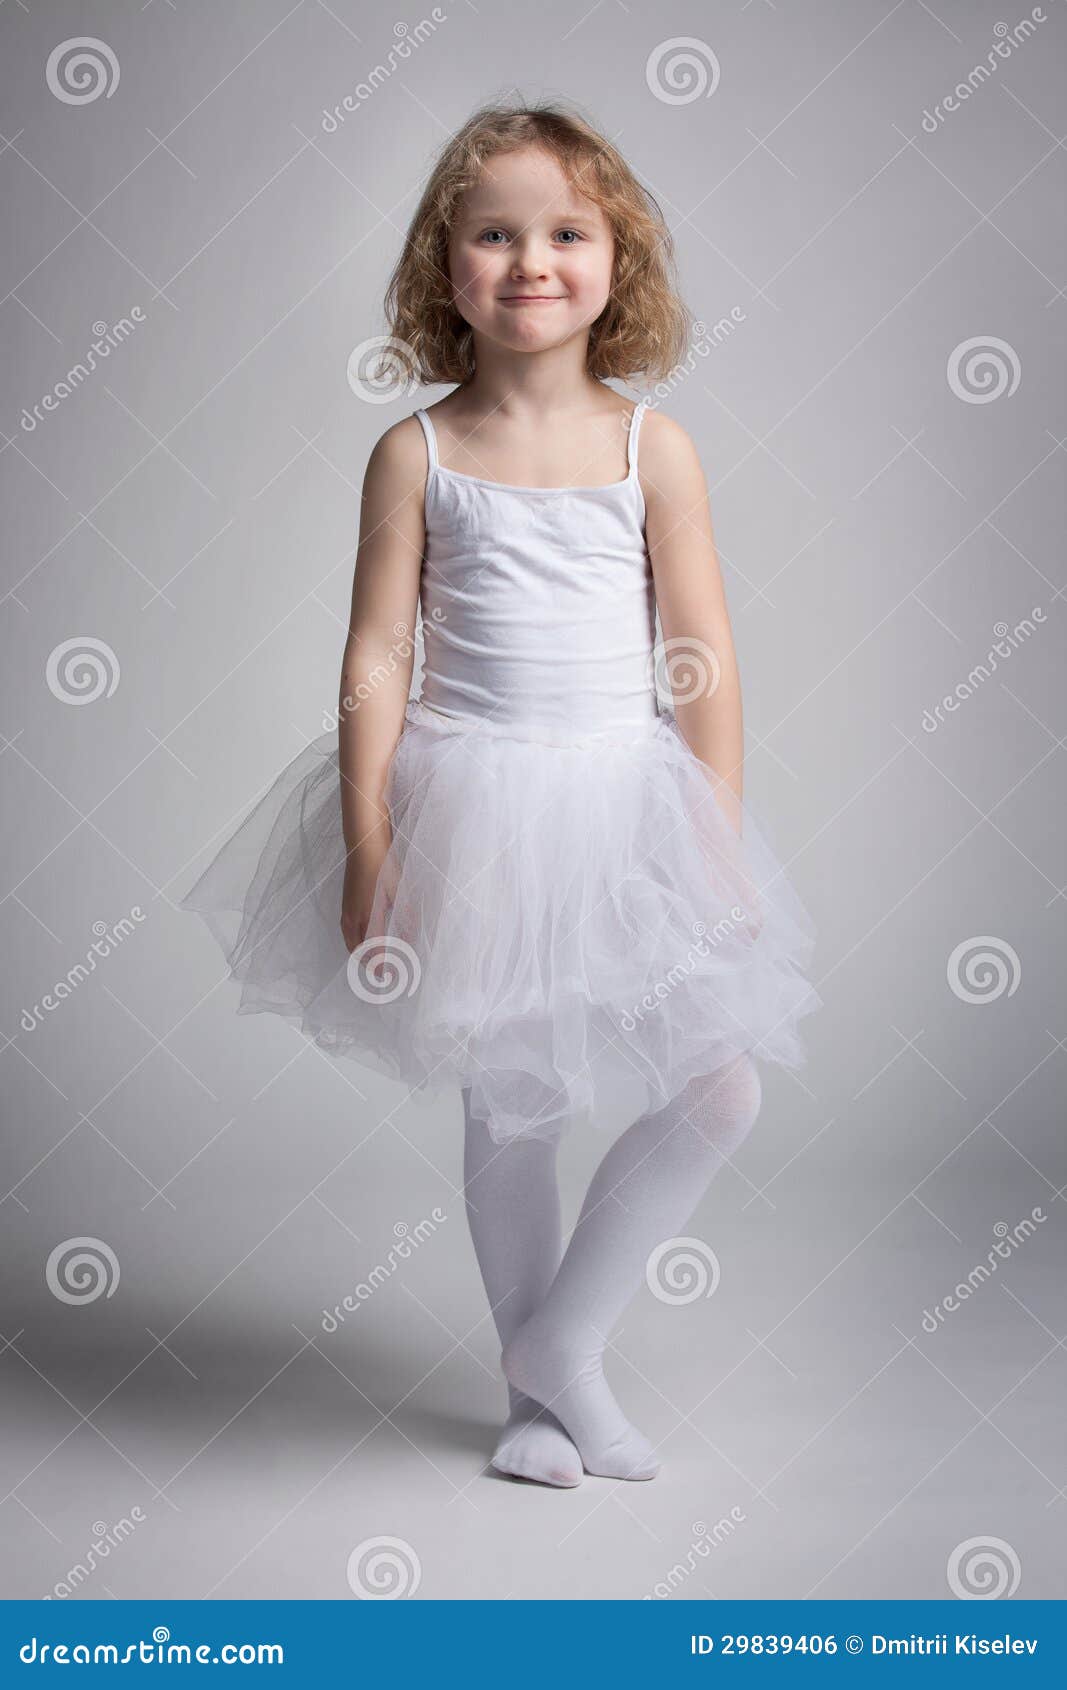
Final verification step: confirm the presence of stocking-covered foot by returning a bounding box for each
[490,1387,584,1487]
[502,1319,660,1481]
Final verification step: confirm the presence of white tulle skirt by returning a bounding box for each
[181,698,822,1144]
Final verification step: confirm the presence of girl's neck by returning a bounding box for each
[457,341,607,422]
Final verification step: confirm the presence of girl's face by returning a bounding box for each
[448,146,615,358]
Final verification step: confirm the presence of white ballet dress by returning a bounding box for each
[181,398,822,1144]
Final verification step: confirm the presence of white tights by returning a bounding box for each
[462,1055,763,1485]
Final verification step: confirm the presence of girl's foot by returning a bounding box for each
[501,1317,661,1481]
[490,1390,584,1487]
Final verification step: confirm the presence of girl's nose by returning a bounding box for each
[510,244,551,279]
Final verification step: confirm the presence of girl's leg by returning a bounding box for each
[461,1087,584,1486]
[502,1055,763,1479]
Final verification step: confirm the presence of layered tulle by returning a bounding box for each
[181,700,822,1144]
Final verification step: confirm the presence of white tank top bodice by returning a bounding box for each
[412,398,660,744]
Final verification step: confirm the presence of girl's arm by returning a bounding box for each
[641,411,744,837]
[338,419,426,948]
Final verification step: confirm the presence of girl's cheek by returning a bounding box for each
[451,265,489,311]
[460,258,498,300]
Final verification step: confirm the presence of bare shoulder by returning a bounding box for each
[363,412,430,502]
[638,406,707,504]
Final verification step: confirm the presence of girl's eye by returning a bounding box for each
[477,228,584,245]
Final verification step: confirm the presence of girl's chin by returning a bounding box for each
[482,314,591,348]
[461,318,597,358]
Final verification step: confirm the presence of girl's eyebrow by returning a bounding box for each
[459,206,600,226]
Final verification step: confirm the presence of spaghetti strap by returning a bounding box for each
[417,400,645,487]
[414,408,438,473]
[627,397,650,477]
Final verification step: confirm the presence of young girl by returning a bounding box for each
[182,103,821,1488]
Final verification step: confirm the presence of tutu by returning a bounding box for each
[181,698,820,1143]
[182,397,821,1143]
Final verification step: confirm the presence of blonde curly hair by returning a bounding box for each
[383,99,692,386]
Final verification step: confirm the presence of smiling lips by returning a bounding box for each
[499,295,566,304]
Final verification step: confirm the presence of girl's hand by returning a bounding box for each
[341,846,397,952]
[689,784,764,941]
[727,866,765,942]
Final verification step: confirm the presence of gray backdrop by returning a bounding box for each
[2,0,1064,1603]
